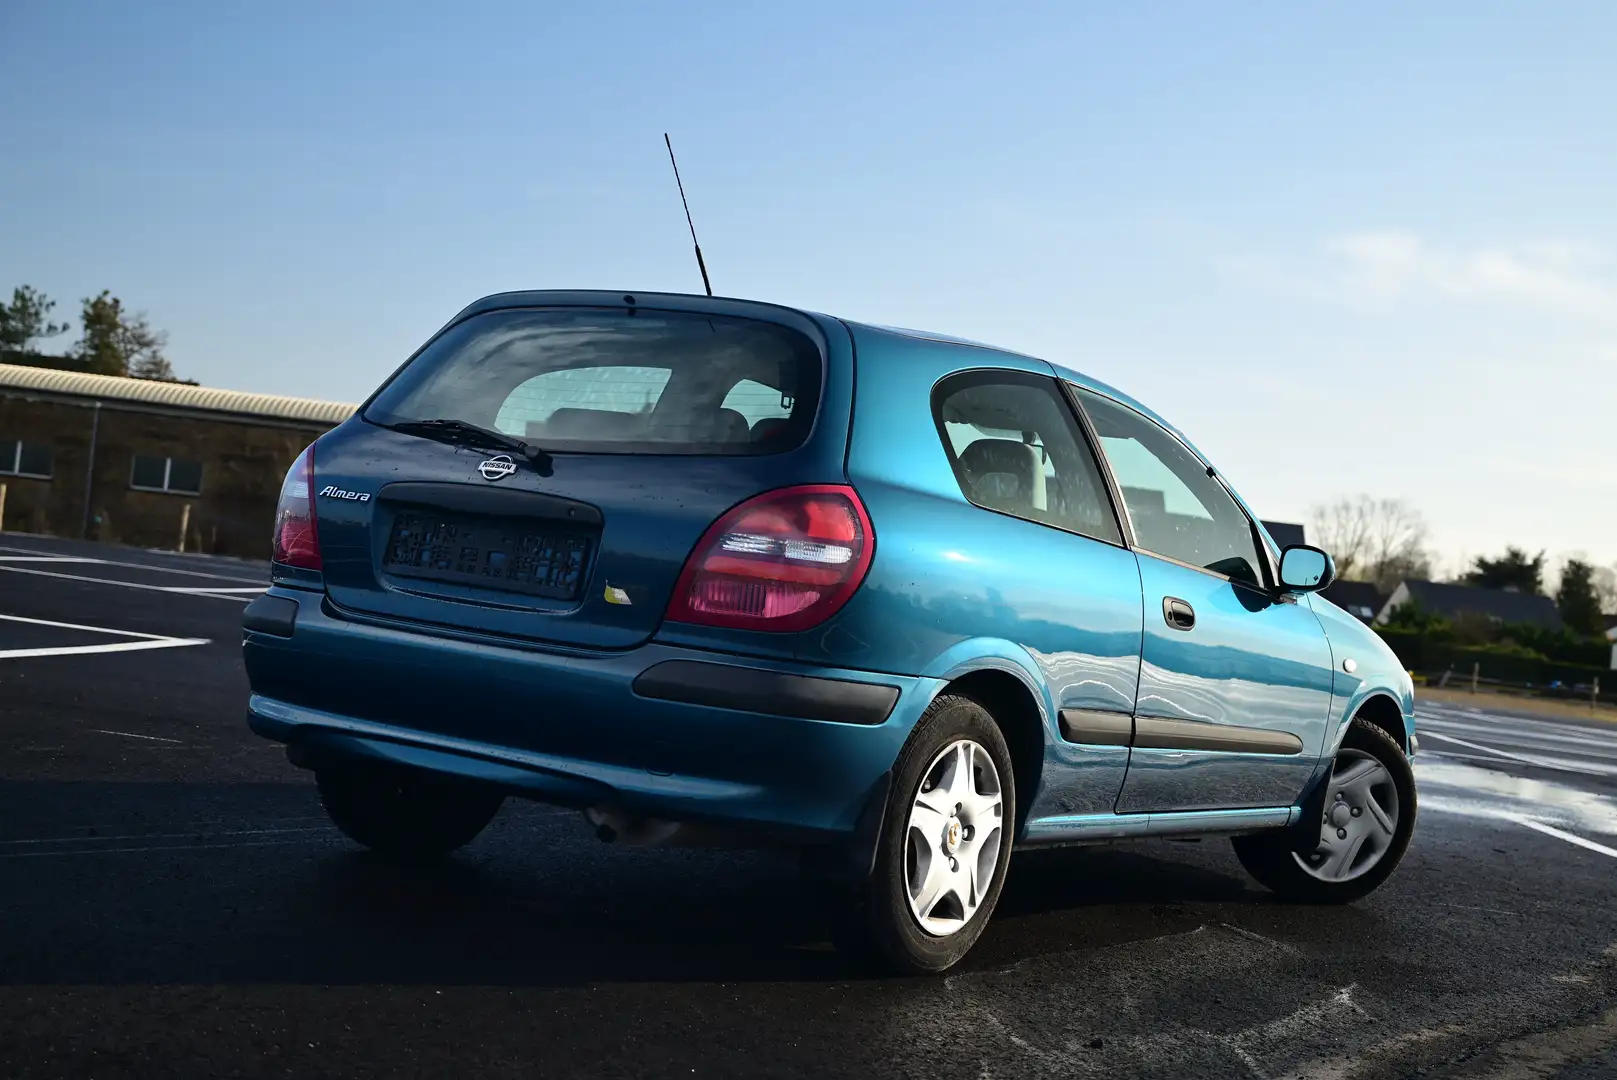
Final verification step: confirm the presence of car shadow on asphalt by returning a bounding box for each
[0,780,1286,988]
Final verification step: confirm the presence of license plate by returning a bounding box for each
[382,511,590,600]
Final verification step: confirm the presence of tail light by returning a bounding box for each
[272,443,322,570]
[665,485,874,632]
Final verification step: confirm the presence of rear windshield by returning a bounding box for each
[364,307,823,455]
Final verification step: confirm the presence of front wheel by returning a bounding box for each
[1233,718,1416,903]
[317,766,505,861]
[846,694,1017,974]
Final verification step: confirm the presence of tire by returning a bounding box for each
[844,693,1017,975]
[317,766,505,861]
[1232,718,1416,903]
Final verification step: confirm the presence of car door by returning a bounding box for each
[1071,386,1336,813]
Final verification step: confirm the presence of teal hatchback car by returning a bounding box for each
[243,290,1418,973]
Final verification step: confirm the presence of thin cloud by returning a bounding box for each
[1326,231,1617,317]
[1224,232,1617,320]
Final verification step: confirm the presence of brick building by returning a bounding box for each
[0,363,355,558]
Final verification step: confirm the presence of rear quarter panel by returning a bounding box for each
[809,327,1148,817]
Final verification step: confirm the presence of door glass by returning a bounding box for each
[933,372,1121,545]
[1075,388,1264,586]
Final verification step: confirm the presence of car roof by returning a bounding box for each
[455,290,1205,462]
[840,318,1199,456]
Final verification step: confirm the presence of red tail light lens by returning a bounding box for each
[272,444,322,570]
[666,485,874,632]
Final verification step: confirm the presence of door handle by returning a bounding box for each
[1162,597,1195,631]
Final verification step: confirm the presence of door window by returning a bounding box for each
[932,371,1121,545]
[1075,388,1264,586]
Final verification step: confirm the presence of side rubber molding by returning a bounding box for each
[632,660,900,726]
[242,594,298,638]
[1133,716,1304,755]
[1059,708,1134,746]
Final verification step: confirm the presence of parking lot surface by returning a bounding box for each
[3,533,1616,1078]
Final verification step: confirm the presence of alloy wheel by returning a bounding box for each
[904,739,1005,936]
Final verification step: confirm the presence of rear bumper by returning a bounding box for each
[243,588,937,839]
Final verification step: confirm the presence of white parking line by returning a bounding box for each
[0,613,192,639]
[1421,732,1617,778]
[0,639,209,659]
[160,586,264,594]
[0,826,328,847]
[0,556,103,562]
[90,729,184,744]
[0,544,266,583]
[1512,817,1617,859]
[0,563,254,601]
[0,837,340,859]
[0,612,209,660]
[1420,730,1538,764]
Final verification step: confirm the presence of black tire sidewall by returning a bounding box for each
[1234,718,1417,903]
[865,693,1017,974]
[317,766,504,859]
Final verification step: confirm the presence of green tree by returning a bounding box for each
[73,290,178,380]
[1462,546,1545,594]
[1555,559,1605,637]
[0,285,71,351]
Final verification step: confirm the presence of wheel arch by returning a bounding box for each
[928,661,1052,836]
[1352,692,1409,754]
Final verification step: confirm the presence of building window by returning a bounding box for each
[130,454,203,495]
[0,439,54,478]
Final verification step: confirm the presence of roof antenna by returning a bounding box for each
[663,133,713,296]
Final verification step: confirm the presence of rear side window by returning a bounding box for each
[932,370,1122,545]
[365,308,822,455]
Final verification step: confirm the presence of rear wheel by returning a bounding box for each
[317,766,505,861]
[842,693,1016,974]
[1233,718,1416,903]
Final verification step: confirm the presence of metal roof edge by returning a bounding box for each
[0,363,356,426]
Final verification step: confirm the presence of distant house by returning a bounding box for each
[1375,579,1564,632]
[1261,520,1306,549]
[1321,580,1385,624]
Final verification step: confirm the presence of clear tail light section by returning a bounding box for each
[665,485,874,632]
[272,443,322,570]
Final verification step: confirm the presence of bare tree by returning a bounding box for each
[1310,495,1431,592]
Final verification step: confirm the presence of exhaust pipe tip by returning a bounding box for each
[584,806,679,846]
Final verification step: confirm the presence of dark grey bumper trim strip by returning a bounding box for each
[1133,716,1304,755]
[1059,708,1134,746]
[632,660,900,726]
[242,594,298,638]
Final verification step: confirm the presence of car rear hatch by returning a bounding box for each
[308,296,848,651]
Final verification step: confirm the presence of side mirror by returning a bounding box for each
[1278,545,1336,593]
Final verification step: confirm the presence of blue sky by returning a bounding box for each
[2,1,1613,573]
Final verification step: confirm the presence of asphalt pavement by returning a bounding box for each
[3,532,1617,1079]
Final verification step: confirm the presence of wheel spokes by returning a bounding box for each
[903,738,1006,936]
[1362,794,1397,840]
[1318,824,1369,879]
[1333,756,1380,790]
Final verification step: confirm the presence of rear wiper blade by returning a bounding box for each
[385,418,553,470]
